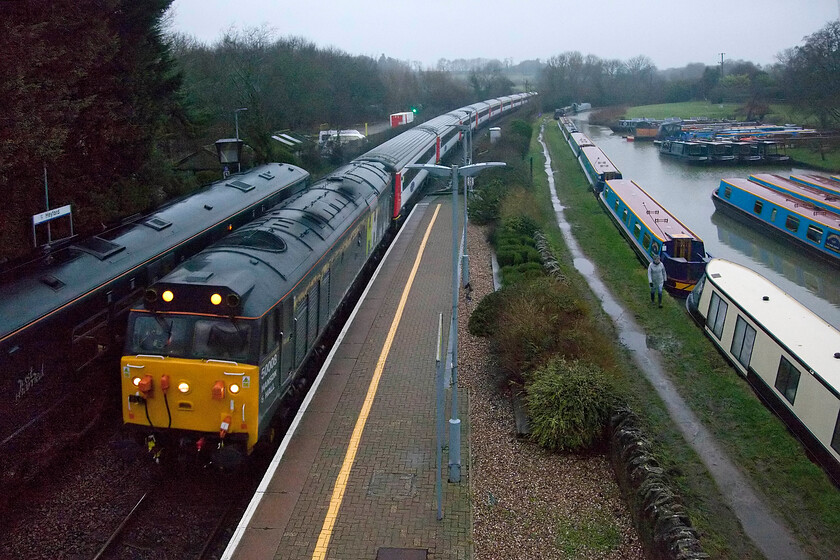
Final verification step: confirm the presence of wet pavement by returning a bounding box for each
[538,123,810,560]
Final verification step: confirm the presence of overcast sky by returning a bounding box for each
[168,0,839,70]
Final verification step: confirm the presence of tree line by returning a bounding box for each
[2,0,838,261]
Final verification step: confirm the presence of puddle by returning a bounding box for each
[538,123,809,560]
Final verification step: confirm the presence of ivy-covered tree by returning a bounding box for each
[0,0,185,259]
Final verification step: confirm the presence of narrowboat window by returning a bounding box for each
[753,200,763,214]
[633,223,641,238]
[642,232,651,250]
[730,316,756,368]
[774,356,800,405]
[806,225,823,243]
[785,215,800,233]
[831,412,840,455]
[614,200,620,212]
[724,186,732,199]
[770,208,777,221]
[706,292,728,340]
[623,209,629,223]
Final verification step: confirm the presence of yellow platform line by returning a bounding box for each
[312,204,442,559]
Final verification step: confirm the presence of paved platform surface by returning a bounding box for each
[226,197,472,560]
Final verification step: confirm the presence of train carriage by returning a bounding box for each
[687,258,840,484]
[0,163,309,476]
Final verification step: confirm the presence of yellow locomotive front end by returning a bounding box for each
[121,304,266,465]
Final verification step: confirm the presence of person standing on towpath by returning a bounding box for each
[648,254,666,307]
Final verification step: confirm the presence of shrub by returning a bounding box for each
[468,289,504,338]
[500,261,544,286]
[526,358,619,452]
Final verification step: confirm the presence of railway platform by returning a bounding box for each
[224,196,471,560]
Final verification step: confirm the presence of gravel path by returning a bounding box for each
[460,224,645,559]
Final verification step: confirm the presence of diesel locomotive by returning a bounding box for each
[119,93,536,463]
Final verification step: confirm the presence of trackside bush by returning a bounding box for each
[468,289,504,338]
[526,358,619,452]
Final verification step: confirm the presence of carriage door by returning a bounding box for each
[307,281,319,349]
[294,297,308,367]
[320,270,331,332]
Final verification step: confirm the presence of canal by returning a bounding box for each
[574,116,840,329]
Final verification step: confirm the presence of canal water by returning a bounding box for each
[573,116,840,329]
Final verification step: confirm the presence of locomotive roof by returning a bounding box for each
[0,163,309,341]
[142,161,389,318]
[704,258,840,391]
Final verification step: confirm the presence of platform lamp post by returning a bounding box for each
[406,161,505,483]
[455,124,473,288]
[234,107,248,172]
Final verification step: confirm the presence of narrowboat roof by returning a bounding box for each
[580,145,621,175]
[605,179,702,241]
[704,258,840,390]
[789,174,840,197]
[750,174,840,214]
[719,178,840,229]
[570,132,594,147]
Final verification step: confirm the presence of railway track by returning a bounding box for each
[92,473,242,560]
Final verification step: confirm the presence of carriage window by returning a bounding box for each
[730,316,756,368]
[642,232,651,249]
[785,215,800,232]
[753,200,763,214]
[806,225,823,243]
[774,356,800,405]
[633,223,641,238]
[706,292,728,340]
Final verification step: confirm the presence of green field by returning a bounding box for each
[624,101,806,125]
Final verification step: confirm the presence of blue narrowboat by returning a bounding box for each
[749,174,840,215]
[788,173,840,197]
[712,178,840,266]
[601,179,710,296]
[568,131,594,157]
[579,145,622,193]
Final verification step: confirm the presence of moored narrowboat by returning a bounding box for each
[698,140,736,163]
[712,178,840,266]
[731,141,762,162]
[686,258,840,485]
[601,179,710,296]
[789,173,840,197]
[579,145,622,194]
[750,174,840,215]
[568,131,594,157]
[756,140,790,162]
[659,140,710,163]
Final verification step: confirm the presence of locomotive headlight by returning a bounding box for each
[132,377,141,387]
[162,290,174,303]
[178,381,191,394]
[210,293,222,306]
[229,383,240,394]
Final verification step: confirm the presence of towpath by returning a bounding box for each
[538,122,809,560]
